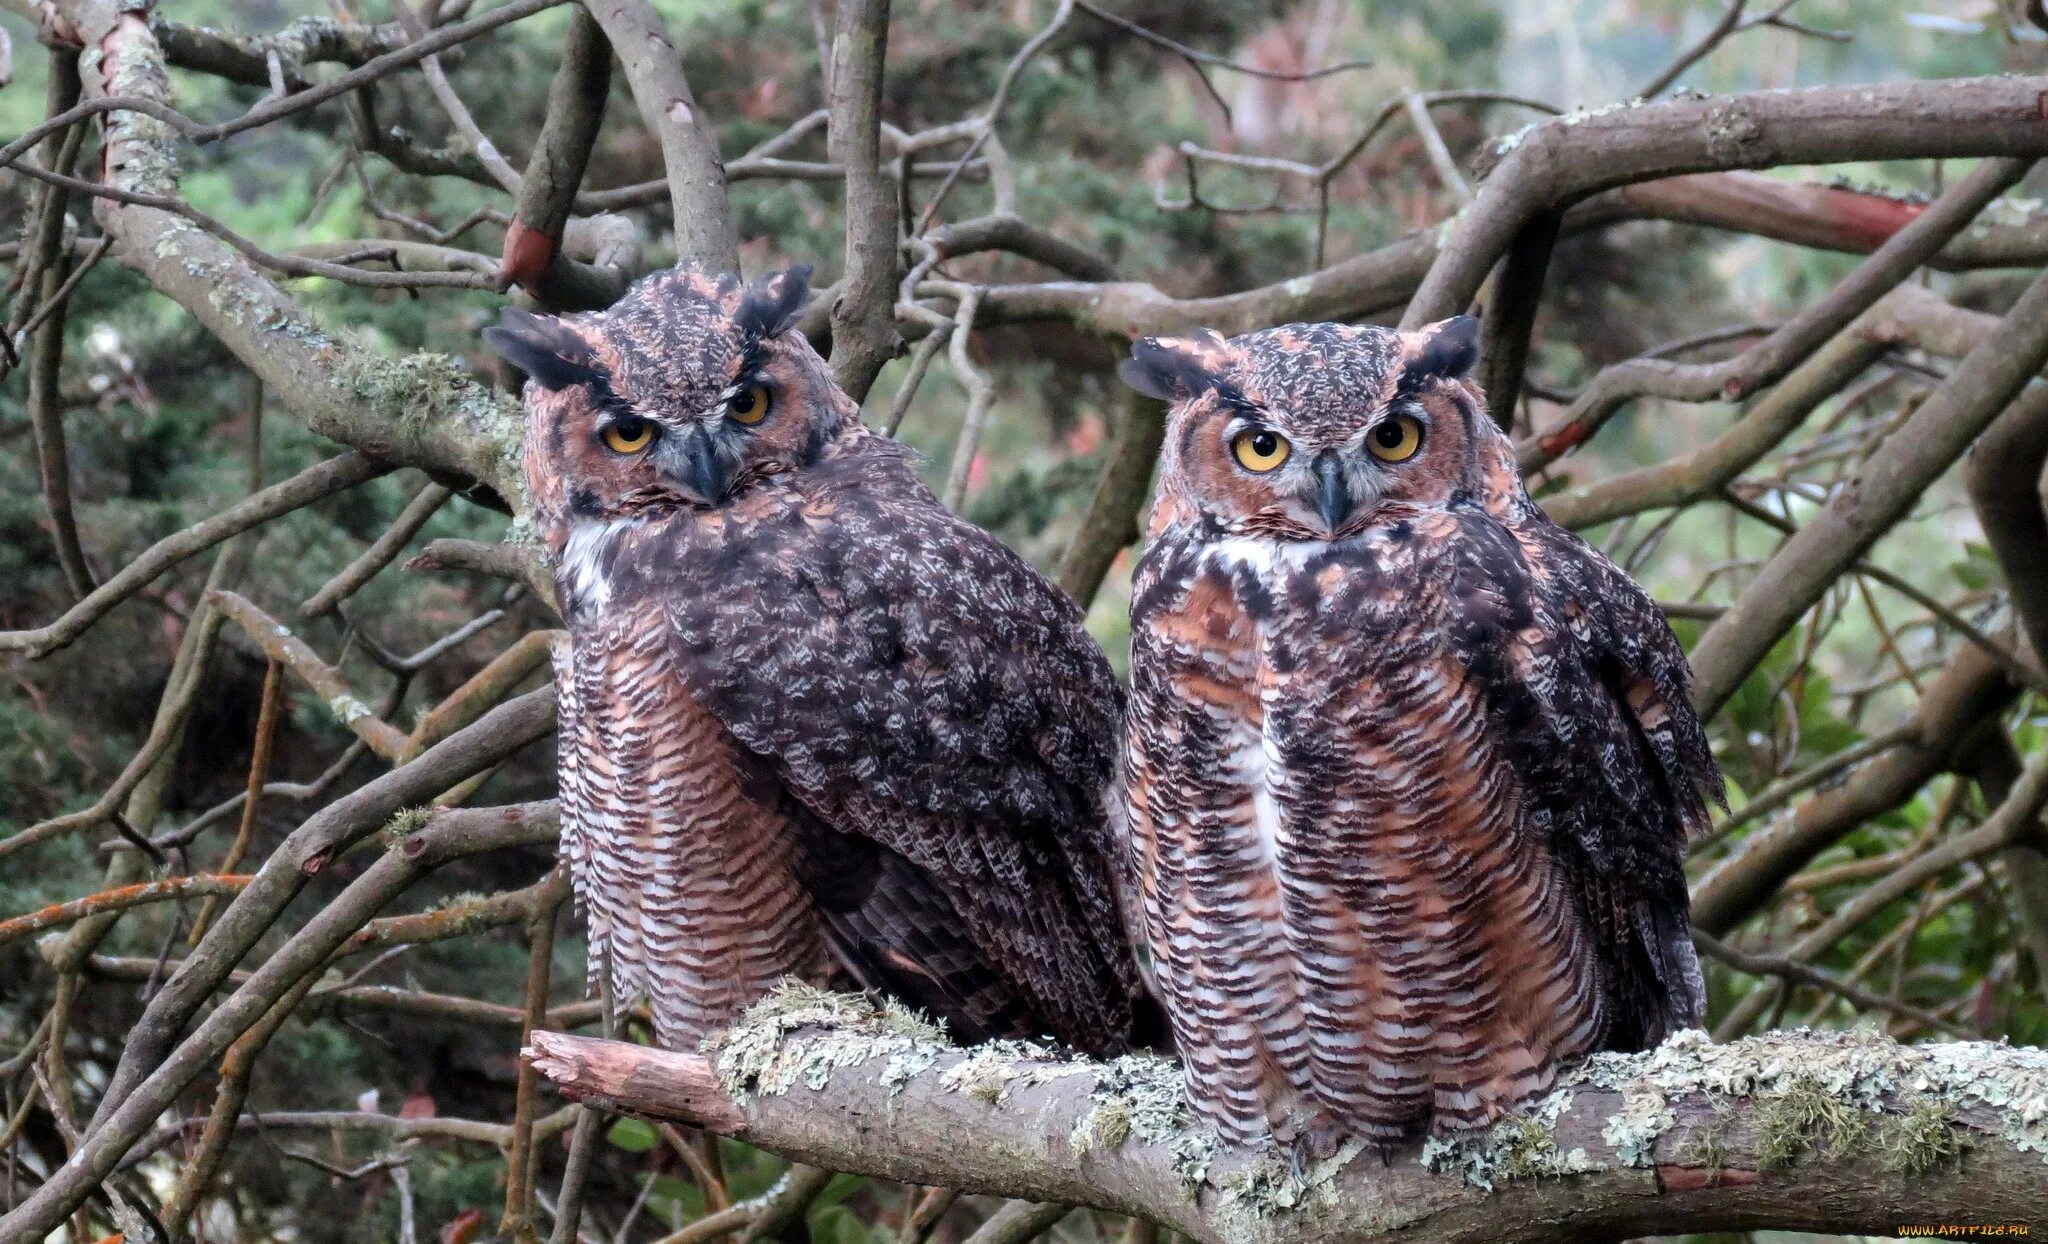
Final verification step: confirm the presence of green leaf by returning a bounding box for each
[607,1118,659,1153]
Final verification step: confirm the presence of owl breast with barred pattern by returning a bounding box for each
[1120,318,1722,1149]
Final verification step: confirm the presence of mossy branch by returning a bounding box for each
[528,986,2048,1244]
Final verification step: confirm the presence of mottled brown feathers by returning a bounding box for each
[1123,319,1721,1147]
[507,262,1148,1056]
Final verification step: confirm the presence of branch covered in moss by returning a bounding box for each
[529,986,2048,1244]
[68,0,531,509]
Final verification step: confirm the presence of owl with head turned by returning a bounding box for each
[488,263,1152,1056]
[1119,317,1722,1152]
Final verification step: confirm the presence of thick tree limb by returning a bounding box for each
[529,989,2048,1244]
[1403,75,2048,329]
[1608,171,2048,269]
[67,0,531,507]
[1056,389,1165,609]
[825,0,900,402]
[584,0,740,273]
[502,6,626,310]
[1525,156,2032,471]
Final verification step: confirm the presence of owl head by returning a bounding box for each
[1122,317,1517,540]
[487,264,854,546]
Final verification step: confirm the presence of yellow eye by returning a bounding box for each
[729,385,771,425]
[1230,428,1291,473]
[602,417,656,454]
[1367,415,1423,463]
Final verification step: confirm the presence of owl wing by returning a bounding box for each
[1449,509,1722,1050]
[656,438,1142,1054]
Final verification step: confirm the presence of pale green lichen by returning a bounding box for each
[1418,1025,2045,1191]
[379,806,431,847]
[1068,1052,1194,1148]
[329,693,372,726]
[1602,1086,1677,1168]
[706,998,2042,1233]
[1880,1098,1971,1175]
[333,341,527,503]
[1753,1075,1869,1172]
[709,981,949,1098]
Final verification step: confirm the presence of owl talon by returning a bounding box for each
[1288,1122,1346,1184]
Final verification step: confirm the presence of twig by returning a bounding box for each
[208,589,412,759]
[1693,930,1973,1039]
[188,660,287,945]
[303,481,455,616]
[502,896,566,1243]
[939,287,991,511]
[389,0,523,194]
[0,875,255,950]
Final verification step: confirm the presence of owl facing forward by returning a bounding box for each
[488,264,1148,1056]
[1120,318,1721,1149]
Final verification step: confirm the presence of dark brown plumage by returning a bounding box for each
[494,264,1148,1055]
[1121,319,1721,1150]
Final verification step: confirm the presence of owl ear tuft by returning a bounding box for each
[1410,314,1481,380]
[483,307,599,391]
[1118,330,1232,402]
[735,265,814,343]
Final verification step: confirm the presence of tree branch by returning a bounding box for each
[826,0,900,402]
[584,0,740,273]
[1688,264,2048,719]
[528,988,2048,1244]
[1402,75,2048,330]
[502,5,627,310]
[1525,156,2031,469]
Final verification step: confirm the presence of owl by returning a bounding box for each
[487,264,1148,1056]
[1119,318,1721,1151]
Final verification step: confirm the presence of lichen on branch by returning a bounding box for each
[528,988,2048,1244]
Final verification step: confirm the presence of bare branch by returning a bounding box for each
[1403,75,2048,330]
[69,6,530,504]
[584,0,740,272]
[1689,265,2048,718]
[0,452,391,660]
[303,482,456,617]
[3,799,563,1240]
[1692,639,2019,935]
[1056,389,1165,610]
[0,875,254,951]
[827,0,902,402]
[1525,156,2031,469]
[209,589,414,759]
[502,6,628,311]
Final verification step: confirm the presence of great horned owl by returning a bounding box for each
[1119,318,1721,1148]
[489,264,1148,1055]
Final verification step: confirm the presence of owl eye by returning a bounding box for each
[1367,415,1423,463]
[728,385,772,426]
[1230,428,1291,473]
[602,417,657,454]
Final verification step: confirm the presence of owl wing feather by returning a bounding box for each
[1448,507,1721,1050]
[649,434,1142,1054]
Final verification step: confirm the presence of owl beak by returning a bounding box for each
[1311,452,1352,534]
[656,426,730,504]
